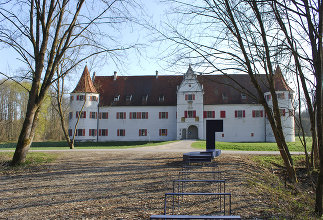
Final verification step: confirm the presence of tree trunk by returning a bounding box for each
[11,103,39,165]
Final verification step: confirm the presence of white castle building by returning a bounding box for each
[69,65,295,142]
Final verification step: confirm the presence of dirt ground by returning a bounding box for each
[0,151,309,219]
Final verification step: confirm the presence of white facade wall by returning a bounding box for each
[69,92,99,141]
[98,106,177,141]
[203,104,266,142]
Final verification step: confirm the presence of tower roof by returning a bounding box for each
[273,66,292,91]
[72,65,97,93]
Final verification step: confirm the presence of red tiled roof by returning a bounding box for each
[273,66,292,91]
[72,66,97,93]
[90,67,291,107]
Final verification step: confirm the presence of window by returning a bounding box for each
[90,112,97,119]
[89,129,97,136]
[69,112,73,119]
[116,112,126,119]
[203,111,215,118]
[266,94,271,101]
[130,112,139,119]
[252,110,263,118]
[126,95,132,102]
[222,93,228,100]
[142,112,148,119]
[185,94,195,101]
[76,111,86,119]
[279,109,286,116]
[99,129,108,136]
[184,110,196,118]
[158,95,165,102]
[114,95,120,101]
[159,112,168,119]
[99,112,108,119]
[68,129,72,136]
[142,95,148,104]
[159,129,167,136]
[277,93,285,99]
[76,129,85,136]
[117,129,125,136]
[235,110,245,118]
[139,129,147,136]
[70,96,74,102]
[220,111,226,118]
[89,96,97,101]
[241,93,247,99]
[77,95,85,101]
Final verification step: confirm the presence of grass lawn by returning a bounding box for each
[192,138,312,152]
[0,140,177,150]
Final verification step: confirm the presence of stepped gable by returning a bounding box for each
[72,66,97,93]
[273,66,292,91]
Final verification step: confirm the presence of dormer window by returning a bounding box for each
[241,93,246,99]
[222,93,228,100]
[158,95,165,102]
[142,94,148,104]
[114,95,120,102]
[126,95,132,102]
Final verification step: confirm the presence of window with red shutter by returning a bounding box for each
[220,111,226,118]
[83,111,86,118]
[82,129,85,136]
[212,111,215,118]
[193,110,196,117]
[184,111,188,118]
[243,110,245,118]
[99,129,102,136]
[137,112,141,119]
[203,111,207,118]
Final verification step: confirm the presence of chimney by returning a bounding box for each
[92,72,96,81]
[156,70,158,79]
[113,71,117,80]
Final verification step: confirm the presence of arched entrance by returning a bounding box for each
[187,125,198,139]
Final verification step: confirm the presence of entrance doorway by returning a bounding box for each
[187,125,198,139]
[181,129,187,140]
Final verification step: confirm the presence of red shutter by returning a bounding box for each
[116,112,119,119]
[220,111,226,118]
[159,129,161,136]
[159,112,161,119]
[193,110,196,117]
[76,112,79,118]
[130,112,132,119]
[77,95,79,100]
[185,94,188,100]
[95,129,97,136]
[235,110,237,118]
[145,129,147,136]
[193,94,195,100]
[166,112,168,119]
[283,109,286,116]
[89,129,91,136]
[203,111,207,118]
[260,110,263,117]
[117,129,120,136]
[95,112,98,119]
[139,129,141,136]
[212,111,215,118]
[82,129,85,136]
[137,112,141,119]
[252,110,255,117]
[99,112,102,119]
[124,129,125,136]
[124,112,126,118]
[146,112,148,119]
[83,111,86,118]
[99,129,102,136]
[106,129,108,136]
[184,111,187,118]
[243,110,245,118]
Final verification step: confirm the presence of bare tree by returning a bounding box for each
[0,0,139,165]
[157,0,297,181]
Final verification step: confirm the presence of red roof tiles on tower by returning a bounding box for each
[72,66,98,93]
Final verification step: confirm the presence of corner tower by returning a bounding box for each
[69,66,99,141]
[264,66,295,142]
